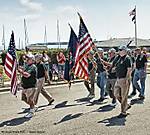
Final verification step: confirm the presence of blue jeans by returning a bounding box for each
[133,69,146,96]
[44,63,50,80]
[58,64,65,78]
[97,71,107,98]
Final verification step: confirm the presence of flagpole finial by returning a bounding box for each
[77,12,82,20]
[68,23,71,28]
[11,31,14,37]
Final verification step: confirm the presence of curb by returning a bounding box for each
[0,79,84,93]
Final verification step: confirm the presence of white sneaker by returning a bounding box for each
[29,108,35,113]
[24,112,34,118]
[33,106,38,112]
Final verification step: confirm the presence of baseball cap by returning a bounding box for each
[134,47,141,51]
[98,48,104,52]
[118,45,127,51]
[108,48,116,53]
[26,54,35,60]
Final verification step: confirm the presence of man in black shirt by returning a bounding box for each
[128,50,137,96]
[113,45,132,118]
[84,50,96,98]
[133,47,147,100]
[18,54,37,118]
[35,54,54,105]
[96,48,107,102]
[106,48,117,106]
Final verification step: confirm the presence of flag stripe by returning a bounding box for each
[4,32,18,95]
[74,14,94,80]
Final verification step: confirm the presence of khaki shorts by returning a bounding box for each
[21,88,36,104]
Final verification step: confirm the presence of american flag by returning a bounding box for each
[4,31,18,95]
[129,8,136,24]
[129,8,136,16]
[74,13,93,80]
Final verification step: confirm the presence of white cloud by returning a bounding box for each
[19,0,44,13]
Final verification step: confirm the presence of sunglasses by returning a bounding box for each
[119,49,123,51]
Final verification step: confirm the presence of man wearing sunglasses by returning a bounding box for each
[113,45,132,118]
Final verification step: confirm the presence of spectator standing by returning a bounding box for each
[42,51,50,81]
[57,51,66,79]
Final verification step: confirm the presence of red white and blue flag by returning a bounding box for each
[4,31,18,95]
[129,8,136,24]
[74,13,93,80]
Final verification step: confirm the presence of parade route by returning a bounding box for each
[0,75,150,135]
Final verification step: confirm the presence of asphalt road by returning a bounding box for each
[0,75,150,135]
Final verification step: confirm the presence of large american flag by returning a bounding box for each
[74,13,93,80]
[4,31,18,95]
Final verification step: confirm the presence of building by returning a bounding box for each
[27,44,48,50]
[29,38,150,51]
[96,38,150,51]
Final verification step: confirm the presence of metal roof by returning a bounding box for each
[95,38,150,48]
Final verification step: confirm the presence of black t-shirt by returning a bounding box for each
[36,63,47,79]
[136,54,147,69]
[1,52,6,66]
[115,55,131,78]
[96,57,107,73]
[21,64,37,89]
[108,56,117,79]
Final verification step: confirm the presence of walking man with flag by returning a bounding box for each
[96,48,107,102]
[84,50,97,98]
[18,54,37,118]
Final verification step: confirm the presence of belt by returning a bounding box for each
[117,77,126,79]
[136,68,144,70]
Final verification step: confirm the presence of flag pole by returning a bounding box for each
[134,6,137,47]
[44,25,47,46]
[2,25,5,50]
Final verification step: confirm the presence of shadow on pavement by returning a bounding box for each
[92,104,115,112]
[54,113,83,125]
[0,117,30,127]
[18,105,47,114]
[74,97,93,103]
[130,98,144,105]
[18,108,30,114]
[98,115,126,126]
[53,101,83,109]
[86,99,108,106]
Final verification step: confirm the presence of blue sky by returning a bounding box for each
[0,0,150,49]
